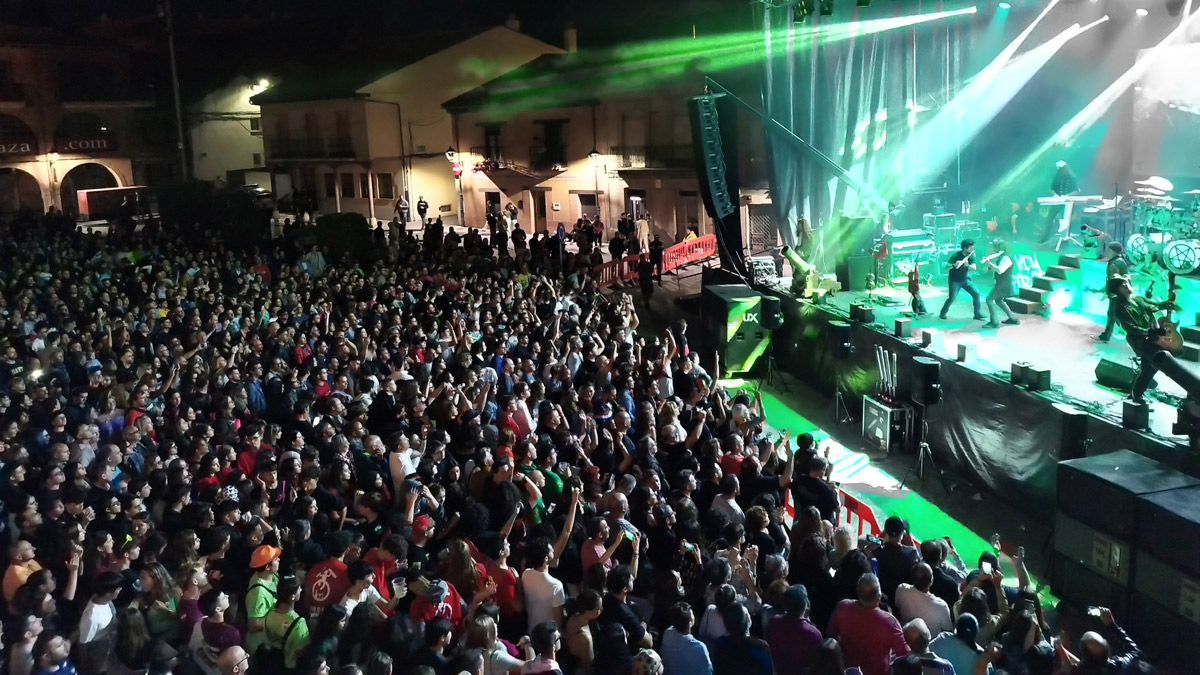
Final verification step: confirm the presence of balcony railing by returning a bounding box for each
[268,137,357,160]
[612,144,694,170]
[470,146,506,163]
[529,145,568,172]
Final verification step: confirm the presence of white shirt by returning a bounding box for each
[894,583,954,636]
[339,583,383,616]
[483,643,525,675]
[78,599,117,643]
[521,567,566,632]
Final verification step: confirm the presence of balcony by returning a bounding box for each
[529,145,567,172]
[612,144,695,170]
[268,137,358,160]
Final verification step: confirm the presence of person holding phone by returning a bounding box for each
[871,517,921,604]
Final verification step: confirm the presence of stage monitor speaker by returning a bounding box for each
[761,295,784,330]
[1054,403,1090,460]
[1137,486,1200,577]
[1011,362,1031,387]
[1095,358,1137,392]
[1133,549,1200,624]
[836,254,873,292]
[1057,449,1200,542]
[1054,511,1133,587]
[828,320,854,360]
[910,356,942,405]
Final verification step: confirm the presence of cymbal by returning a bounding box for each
[1136,187,1167,196]
[1134,176,1175,191]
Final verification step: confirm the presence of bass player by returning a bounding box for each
[1106,274,1180,403]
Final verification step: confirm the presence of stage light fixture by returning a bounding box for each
[1135,7,1149,17]
[998,2,1011,8]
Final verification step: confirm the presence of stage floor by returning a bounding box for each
[803,248,1198,443]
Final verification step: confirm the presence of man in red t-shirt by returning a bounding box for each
[303,531,355,617]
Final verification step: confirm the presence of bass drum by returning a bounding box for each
[1163,239,1200,275]
[1126,232,1173,266]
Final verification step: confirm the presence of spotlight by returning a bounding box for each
[1135,8,1149,17]
[998,2,1011,8]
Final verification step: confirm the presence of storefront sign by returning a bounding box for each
[57,137,116,153]
[0,141,36,156]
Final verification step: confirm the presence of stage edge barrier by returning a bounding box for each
[593,235,718,288]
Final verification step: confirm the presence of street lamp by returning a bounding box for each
[444,146,457,162]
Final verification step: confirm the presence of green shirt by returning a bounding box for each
[264,608,310,669]
[245,575,278,654]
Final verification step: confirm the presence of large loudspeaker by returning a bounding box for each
[689,95,745,277]
[761,295,784,330]
[836,254,874,292]
[1058,449,1199,541]
[1137,486,1200,577]
[910,356,942,405]
[703,284,767,376]
[1095,358,1137,392]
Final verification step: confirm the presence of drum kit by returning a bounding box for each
[1123,176,1200,274]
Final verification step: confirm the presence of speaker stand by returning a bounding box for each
[835,380,854,425]
[897,406,951,494]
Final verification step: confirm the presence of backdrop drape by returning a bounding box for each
[759,2,966,265]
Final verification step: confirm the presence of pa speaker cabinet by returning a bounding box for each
[1133,551,1200,623]
[1138,486,1200,577]
[837,254,873,292]
[1057,449,1200,542]
[1050,551,1130,618]
[702,284,767,377]
[1129,591,1200,668]
[910,356,942,405]
[1053,512,1133,586]
[1054,403,1090,460]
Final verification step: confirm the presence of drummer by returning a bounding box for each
[1094,241,1130,343]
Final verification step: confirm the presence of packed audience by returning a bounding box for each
[0,209,1146,675]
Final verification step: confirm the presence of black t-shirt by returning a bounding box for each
[872,543,922,602]
[948,250,974,283]
[791,475,839,523]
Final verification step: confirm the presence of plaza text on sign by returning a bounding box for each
[60,138,114,152]
[0,142,35,156]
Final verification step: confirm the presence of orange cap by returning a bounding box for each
[250,544,282,569]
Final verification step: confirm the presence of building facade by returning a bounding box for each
[0,31,163,219]
[444,55,713,243]
[252,23,563,225]
[189,75,270,188]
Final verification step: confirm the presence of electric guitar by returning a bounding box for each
[1152,272,1183,354]
[908,262,929,295]
[953,252,974,269]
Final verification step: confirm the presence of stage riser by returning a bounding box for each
[765,287,1200,514]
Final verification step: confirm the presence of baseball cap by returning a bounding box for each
[250,544,282,569]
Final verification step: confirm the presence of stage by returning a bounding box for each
[758,240,1200,512]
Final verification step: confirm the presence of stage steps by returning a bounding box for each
[1046,265,1074,280]
[1059,254,1082,269]
[1032,275,1058,291]
[1019,286,1050,304]
[1007,298,1042,315]
[1181,342,1200,363]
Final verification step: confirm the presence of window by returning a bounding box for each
[340,173,356,198]
[324,173,336,199]
[274,114,289,140]
[483,125,503,161]
[359,174,369,200]
[376,173,395,200]
[304,112,320,139]
[249,117,261,133]
[252,152,263,166]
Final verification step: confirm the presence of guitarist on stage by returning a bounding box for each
[939,239,985,321]
[1107,274,1180,403]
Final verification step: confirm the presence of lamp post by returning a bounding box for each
[159,0,189,181]
[446,146,465,229]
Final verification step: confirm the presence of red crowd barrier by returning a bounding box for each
[592,234,719,288]
[839,489,883,538]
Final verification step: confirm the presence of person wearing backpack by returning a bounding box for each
[245,544,282,655]
[260,577,310,674]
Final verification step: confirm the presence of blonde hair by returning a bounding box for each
[465,614,498,649]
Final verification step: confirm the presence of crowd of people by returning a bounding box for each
[0,208,1148,675]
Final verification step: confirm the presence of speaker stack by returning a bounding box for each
[1054,450,1200,667]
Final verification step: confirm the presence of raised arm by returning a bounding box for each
[551,488,582,567]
